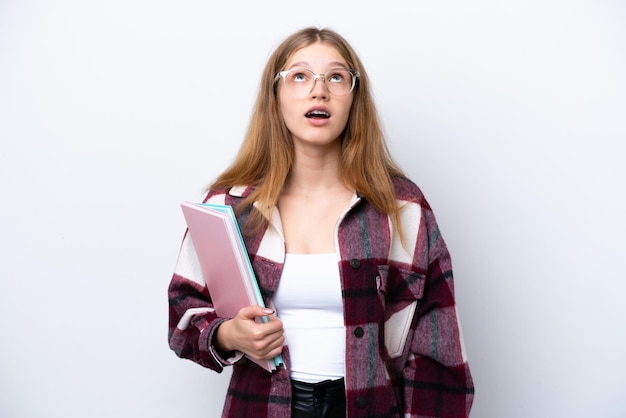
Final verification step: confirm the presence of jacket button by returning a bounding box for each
[349,259,360,268]
[356,397,367,408]
[354,327,364,338]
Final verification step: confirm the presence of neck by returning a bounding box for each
[284,143,344,195]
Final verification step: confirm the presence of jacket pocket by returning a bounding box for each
[377,265,426,358]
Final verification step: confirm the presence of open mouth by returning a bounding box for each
[305,109,330,119]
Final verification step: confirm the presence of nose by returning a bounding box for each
[310,75,328,99]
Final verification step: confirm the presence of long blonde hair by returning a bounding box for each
[209,27,405,232]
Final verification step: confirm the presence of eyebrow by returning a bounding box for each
[287,61,348,70]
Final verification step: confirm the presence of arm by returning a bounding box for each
[168,231,284,371]
[403,210,474,417]
[167,231,240,371]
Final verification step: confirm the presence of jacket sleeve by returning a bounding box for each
[403,207,474,417]
[167,230,244,372]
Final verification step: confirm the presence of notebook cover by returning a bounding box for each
[180,201,284,372]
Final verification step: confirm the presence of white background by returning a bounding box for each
[1,1,625,417]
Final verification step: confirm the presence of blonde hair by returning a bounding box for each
[208,27,405,233]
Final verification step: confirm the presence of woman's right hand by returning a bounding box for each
[214,305,285,361]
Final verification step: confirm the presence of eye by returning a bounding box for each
[290,70,311,83]
[327,70,347,83]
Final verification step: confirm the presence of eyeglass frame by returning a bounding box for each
[274,67,360,97]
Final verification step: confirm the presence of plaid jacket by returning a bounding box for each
[168,176,474,417]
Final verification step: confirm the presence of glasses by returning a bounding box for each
[275,67,360,97]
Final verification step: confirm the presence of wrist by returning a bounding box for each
[214,320,235,353]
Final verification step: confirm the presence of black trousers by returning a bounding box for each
[291,378,346,418]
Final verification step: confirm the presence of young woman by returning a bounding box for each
[168,27,474,418]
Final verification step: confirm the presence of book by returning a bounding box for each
[180,201,284,372]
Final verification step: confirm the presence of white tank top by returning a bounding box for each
[273,253,346,383]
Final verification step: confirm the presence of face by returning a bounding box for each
[277,42,354,150]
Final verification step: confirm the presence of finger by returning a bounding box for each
[248,322,284,348]
[238,305,275,320]
[248,320,283,346]
[259,315,283,334]
[250,334,285,361]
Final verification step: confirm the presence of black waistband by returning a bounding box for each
[291,378,346,417]
[291,378,345,397]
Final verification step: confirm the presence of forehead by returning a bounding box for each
[285,42,348,69]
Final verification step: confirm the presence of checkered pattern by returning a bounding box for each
[168,177,474,417]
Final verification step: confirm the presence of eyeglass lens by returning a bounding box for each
[282,68,355,96]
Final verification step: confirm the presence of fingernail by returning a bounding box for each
[262,308,274,315]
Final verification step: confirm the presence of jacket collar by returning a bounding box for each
[228,185,255,198]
